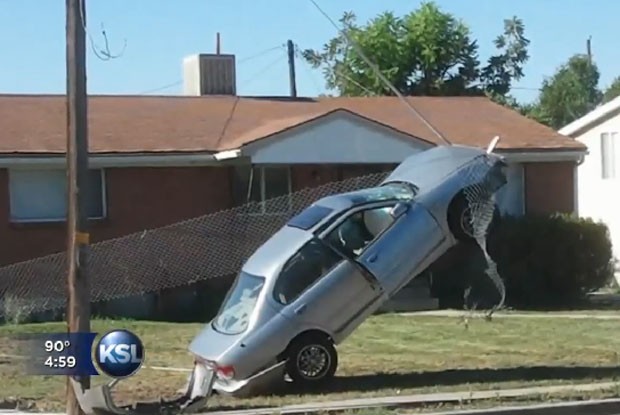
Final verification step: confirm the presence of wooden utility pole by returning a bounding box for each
[66,0,91,414]
[287,39,297,97]
[587,36,592,65]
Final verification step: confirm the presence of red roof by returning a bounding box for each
[0,94,584,155]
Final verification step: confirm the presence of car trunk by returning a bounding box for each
[188,323,245,363]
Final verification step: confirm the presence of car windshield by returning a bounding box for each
[212,272,265,335]
[347,182,416,205]
[287,205,334,230]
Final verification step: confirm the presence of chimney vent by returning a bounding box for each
[183,53,236,96]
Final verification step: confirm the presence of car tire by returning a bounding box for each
[285,333,338,387]
[448,191,500,242]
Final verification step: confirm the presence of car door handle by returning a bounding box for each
[294,304,307,315]
[367,253,378,263]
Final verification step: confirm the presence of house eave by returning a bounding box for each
[0,152,230,168]
[0,148,586,168]
[225,147,588,164]
[497,149,588,163]
[559,95,620,137]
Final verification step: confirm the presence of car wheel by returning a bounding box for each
[448,192,500,242]
[285,333,338,387]
[448,193,474,241]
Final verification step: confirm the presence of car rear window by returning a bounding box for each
[212,272,265,335]
[287,205,334,230]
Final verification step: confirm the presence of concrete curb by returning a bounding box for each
[206,382,620,415]
[1,381,618,415]
[419,398,620,415]
[409,310,620,319]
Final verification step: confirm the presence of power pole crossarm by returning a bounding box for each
[66,0,91,414]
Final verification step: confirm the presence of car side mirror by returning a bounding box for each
[389,202,409,218]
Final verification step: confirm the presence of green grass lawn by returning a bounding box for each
[1,313,620,412]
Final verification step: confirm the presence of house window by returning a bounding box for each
[232,165,292,214]
[601,132,617,179]
[9,168,106,223]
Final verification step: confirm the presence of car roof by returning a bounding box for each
[241,185,416,278]
[242,224,313,279]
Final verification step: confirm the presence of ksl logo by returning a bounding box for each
[95,329,144,378]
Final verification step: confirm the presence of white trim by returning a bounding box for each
[0,149,586,169]
[0,153,220,168]
[559,95,620,137]
[498,150,587,163]
[214,149,241,160]
[242,148,588,164]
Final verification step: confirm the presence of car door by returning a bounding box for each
[277,238,383,337]
[354,201,446,296]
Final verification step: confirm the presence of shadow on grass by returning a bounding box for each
[277,365,620,397]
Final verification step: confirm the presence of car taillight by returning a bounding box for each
[216,365,235,380]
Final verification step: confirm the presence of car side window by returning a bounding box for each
[273,238,342,305]
[325,205,397,258]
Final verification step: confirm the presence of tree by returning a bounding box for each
[481,16,530,98]
[490,96,545,123]
[302,2,530,99]
[602,76,620,103]
[530,54,602,129]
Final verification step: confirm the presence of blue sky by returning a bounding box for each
[1,0,618,104]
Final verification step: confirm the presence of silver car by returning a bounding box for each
[186,144,506,395]
[72,144,507,414]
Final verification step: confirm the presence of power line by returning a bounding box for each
[237,45,286,64]
[308,0,451,146]
[239,51,288,87]
[77,0,126,61]
[335,69,376,96]
[292,43,323,96]
[296,39,374,97]
[299,59,323,96]
[138,81,183,95]
[511,86,542,91]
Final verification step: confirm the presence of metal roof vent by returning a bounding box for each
[183,35,236,96]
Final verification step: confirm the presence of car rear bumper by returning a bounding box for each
[211,359,287,397]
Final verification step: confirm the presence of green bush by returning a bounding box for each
[429,213,616,309]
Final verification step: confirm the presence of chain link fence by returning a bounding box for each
[0,171,391,321]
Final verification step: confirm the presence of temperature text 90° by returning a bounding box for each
[44,339,71,352]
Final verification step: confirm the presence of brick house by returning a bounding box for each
[0,55,585,267]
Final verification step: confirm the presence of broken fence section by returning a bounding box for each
[0,173,388,320]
